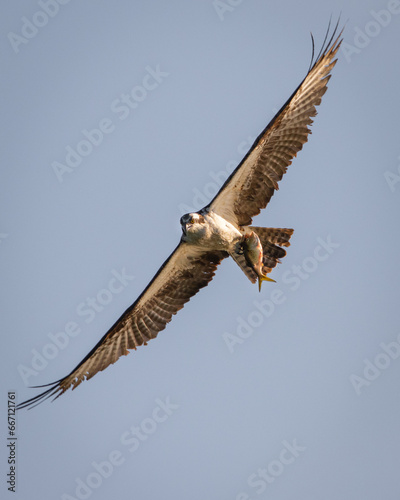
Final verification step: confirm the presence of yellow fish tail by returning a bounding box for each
[258,274,276,292]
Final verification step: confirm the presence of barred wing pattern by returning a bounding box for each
[17,24,343,410]
[208,27,343,226]
[17,244,227,409]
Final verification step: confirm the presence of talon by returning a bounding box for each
[236,242,245,255]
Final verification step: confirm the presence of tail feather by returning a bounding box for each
[251,227,293,274]
[250,227,293,247]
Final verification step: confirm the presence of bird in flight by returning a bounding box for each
[17,23,343,410]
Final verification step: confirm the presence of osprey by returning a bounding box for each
[17,24,342,409]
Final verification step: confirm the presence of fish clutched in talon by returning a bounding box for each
[242,231,276,291]
[16,21,343,410]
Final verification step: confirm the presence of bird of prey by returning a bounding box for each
[17,23,342,410]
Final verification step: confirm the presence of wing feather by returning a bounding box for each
[16,23,343,410]
[207,24,343,226]
[17,243,227,409]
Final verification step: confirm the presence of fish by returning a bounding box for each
[242,231,276,291]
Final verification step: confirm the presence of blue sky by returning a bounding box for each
[2,1,400,499]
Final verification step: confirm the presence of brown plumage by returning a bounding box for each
[208,27,342,227]
[17,246,228,408]
[17,22,342,410]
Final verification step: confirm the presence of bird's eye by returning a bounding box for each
[190,217,195,224]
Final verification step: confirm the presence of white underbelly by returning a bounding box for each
[203,212,242,251]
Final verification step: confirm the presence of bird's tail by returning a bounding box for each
[251,227,293,272]
[230,227,294,284]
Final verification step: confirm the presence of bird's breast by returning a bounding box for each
[202,212,242,251]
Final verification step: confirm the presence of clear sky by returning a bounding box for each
[2,1,400,499]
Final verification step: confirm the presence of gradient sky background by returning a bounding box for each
[2,1,400,499]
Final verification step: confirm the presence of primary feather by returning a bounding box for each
[17,22,343,410]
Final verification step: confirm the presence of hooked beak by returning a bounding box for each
[182,222,193,236]
[182,222,192,236]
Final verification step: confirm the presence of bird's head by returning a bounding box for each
[180,212,205,241]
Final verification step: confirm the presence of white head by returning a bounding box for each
[180,212,206,242]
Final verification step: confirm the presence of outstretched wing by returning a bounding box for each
[207,23,343,226]
[17,243,227,409]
